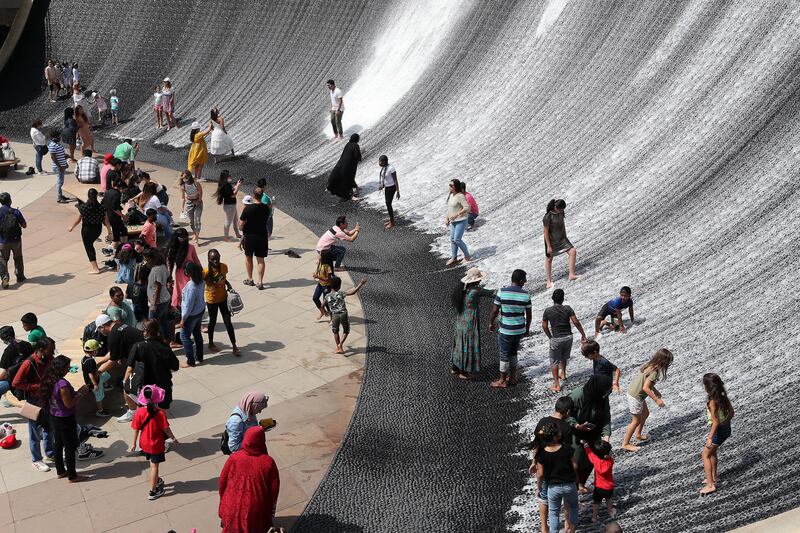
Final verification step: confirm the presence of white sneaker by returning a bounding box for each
[116,410,134,423]
[32,461,50,472]
[0,399,11,408]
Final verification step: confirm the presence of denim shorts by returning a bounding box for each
[712,422,731,446]
[537,480,549,504]
[497,333,522,372]
[548,335,573,365]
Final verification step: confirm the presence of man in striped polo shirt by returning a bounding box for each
[47,129,69,203]
[489,269,532,388]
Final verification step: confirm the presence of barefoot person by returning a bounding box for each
[324,276,366,354]
[451,267,489,380]
[594,286,634,339]
[488,269,531,388]
[542,289,587,392]
[700,373,734,496]
[326,79,344,139]
[564,375,612,492]
[543,199,577,288]
[445,179,472,266]
[622,348,673,452]
[378,155,399,228]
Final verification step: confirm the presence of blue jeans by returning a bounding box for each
[449,219,469,259]
[149,301,172,342]
[55,167,65,200]
[0,380,10,396]
[156,212,174,240]
[28,415,54,462]
[547,482,578,533]
[467,212,478,226]
[329,245,346,268]
[34,145,47,172]
[497,333,522,372]
[180,312,204,364]
[312,283,331,310]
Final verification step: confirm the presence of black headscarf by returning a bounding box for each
[576,374,612,424]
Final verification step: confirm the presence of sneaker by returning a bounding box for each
[32,461,50,472]
[148,485,165,500]
[157,477,164,489]
[78,448,104,461]
[116,410,134,423]
[0,398,11,407]
[57,197,69,204]
[164,440,173,452]
[101,247,115,256]
[95,410,111,417]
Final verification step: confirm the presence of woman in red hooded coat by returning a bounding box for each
[219,426,280,532]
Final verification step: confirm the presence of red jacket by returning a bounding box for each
[584,444,614,490]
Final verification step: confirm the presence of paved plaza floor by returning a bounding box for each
[0,145,365,532]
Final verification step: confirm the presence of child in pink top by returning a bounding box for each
[140,209,158,248]
[460,182,479,228]
[582,440,616,522]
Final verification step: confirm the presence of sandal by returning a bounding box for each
[243,279,255,286]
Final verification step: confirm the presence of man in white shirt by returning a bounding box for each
[44,60,59,102]
[326,79,345,139]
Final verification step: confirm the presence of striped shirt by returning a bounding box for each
[494,285,532,336]
[48,140,67,172]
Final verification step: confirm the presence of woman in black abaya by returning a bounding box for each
[327,133,362,200]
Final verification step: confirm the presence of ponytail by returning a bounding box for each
[143,386,157,416]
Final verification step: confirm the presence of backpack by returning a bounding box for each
[220,412,244,455]
[0,207,21,241]
[81,322,108,357]
[4,341,33,386]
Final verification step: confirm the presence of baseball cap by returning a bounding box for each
[190,121,200,129]
[83,339,101,352]
[242,195,253,205]
[163,77,170,82]
[95,314,112,328]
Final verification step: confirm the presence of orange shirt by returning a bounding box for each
[140,220,157,248]
[203,263,228,303]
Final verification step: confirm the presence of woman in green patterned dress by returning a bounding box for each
[451,267,489,380]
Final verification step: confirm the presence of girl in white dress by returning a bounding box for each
[153,84,163,129]
[208,107,235,164]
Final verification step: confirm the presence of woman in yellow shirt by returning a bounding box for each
[203,249,240,356]
[187,121,212,182]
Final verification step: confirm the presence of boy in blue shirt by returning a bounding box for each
[594,286,634,339]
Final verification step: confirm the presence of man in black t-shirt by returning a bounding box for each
[238,188,271,289]
[94,314,144,422]
[0,325,32,403]
[102,176,128,254]
[542,288,587,392]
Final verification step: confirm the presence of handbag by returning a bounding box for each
[19,401,42,422]
[227,289,244,316]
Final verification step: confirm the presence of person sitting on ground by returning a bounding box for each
[75,149,100,184]
[226,392,270,453]
[541,288,587,392]
[106,286,135,327]
[219,426,281,531]
[0,326,32,407]
[20,313,46,343]
[315,215,360,270]
[594,286,634,339]
[114,244,136,286]
[324,276,366,354]
[622,348,673,452]
[581,439,616,522]
[140,208,158,249]
[81,339,112,417]
[461,182,479,229]
[581,340,620,392]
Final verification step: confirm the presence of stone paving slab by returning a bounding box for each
[0,144,365,531]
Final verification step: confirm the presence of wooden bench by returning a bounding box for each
[0,158,20,178]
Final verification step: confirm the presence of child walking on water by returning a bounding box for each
[622,348,673,452]
[581,340,621,392]
[324,276,366,354]
[700,373,734,495]
[109,89,119,125]
[581,439,616,522]
[131,385,178,500]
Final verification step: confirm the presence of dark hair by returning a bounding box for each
[0,325,15,342]
[37,354,70,401]
[537,422,560,444]
[50,129,61,140]
[552,288,565,304]
[581,339,600,357]
[182,170,195,185]
[461,182,467,192]
[620,286,632,296]
[592,439,612,458]
[190,128,200,143]
[448,179,462,198]
[546,198,567,212]
[123,138,132,145]
[703,373,732,420]
[641,348,673,381]
[142,318,164,343]
[141,182,158,198]
[214,171,231,205]
[64,107,74,120]
[184,261,203,284]
[452,281,478,314]
[378,155,388,165]
[252,187,263,199]
[143,247,164,265]
[0,192,10,206]
[256,178,267,188]
[82,148,92,157]
[146,208,157,219]
[20,312,37,325]
[210,108,218,121]
[109,286,124,299]
[319,249,334,267]
[330,276,343,291]
[576,375,613,424]
[554,396,574,417]
[326,79,335,85]
[116,245,134,263]
[32,118,43,128]
[34,336,55,353]
[166,228,189,271]
[86,188,99,206]
[142,386,157,416]
[335,215,347,227]
[511,269,527,285]
[349,133,360,143]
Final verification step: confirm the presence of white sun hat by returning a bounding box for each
[460,267,488,285]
